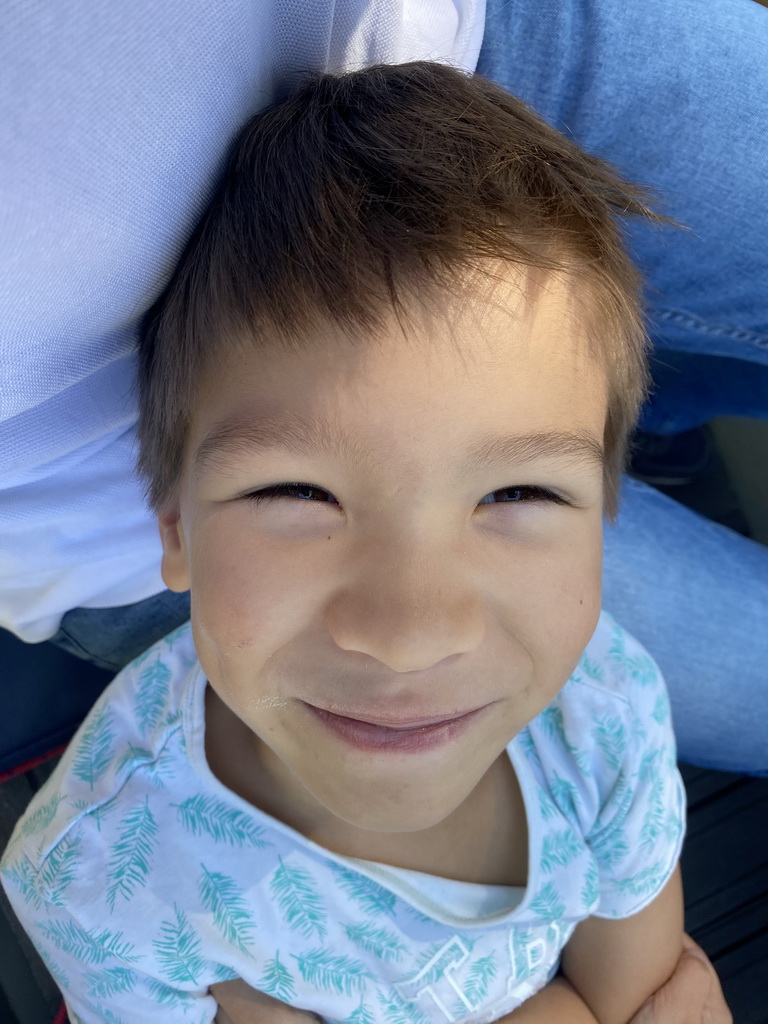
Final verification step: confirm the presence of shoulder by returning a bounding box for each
[522,611,677,827]
[518,613,685,918]
[1,622,199,880]
[538,609,670,750]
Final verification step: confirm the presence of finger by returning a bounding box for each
[681,933,711,963]
[630,952,711,1024]
[679,938,732,1024]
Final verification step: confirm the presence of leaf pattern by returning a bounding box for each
[616,862,666,898]
[130,645,155,669]
[162,622,189,650]
[607,627,626,663]
[84,1003,129,1024]
[84,967,137,999]
[540,828,583,873]
[403,904,433,924]
[72,795,119,832]
[408,939,453,989]
[344,921,408,962]
[607,771,635,828]
[549,773,581,824]
[134,659,171,736]
[38,945,71,991]
[377,990,429,1024]
[212,964,240,983]
[590,826,629,867]
[72,705,115,789]
[21,793,64,837]
[626,652,659,687]
[259,950,295,1001]
[529,882,565,921]
[147,978,199,1008]
[581,861,600,910]
[39,920,139,965]
[291,948,373,995]
[116,743,155,775]
[116,742,176,789]
[199,863,257,955]
[378,992,416,1024]
[106,799,158,910]
[3,856,44,910]
[517,728,545,776]
[652,692,670,725]
[537,706,567,744]
[591,714,627,771]
[153,906,205,984]
[638,748,662,785]
[329,863,396,917]
[640,785,666,849]
[271,857,327,938]
[538,788,558,821]
[39,831,83,907]
[509,927,537,981]
[579,654,605,682]
[174,794,272,847]
[463,953,497,1003]
[345,1000,376,1024]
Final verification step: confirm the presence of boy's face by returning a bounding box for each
[159,269,607,839]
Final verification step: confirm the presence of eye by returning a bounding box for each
[245,482,339,506]
[477,486,570,506]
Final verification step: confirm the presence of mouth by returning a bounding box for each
[301,702,490,754]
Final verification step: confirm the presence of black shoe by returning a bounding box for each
[628,424,752,537]
[628,426,714,486]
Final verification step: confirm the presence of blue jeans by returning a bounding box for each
[51,0,768,776]
[478,0,768,413]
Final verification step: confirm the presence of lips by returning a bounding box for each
[308,707,476,730]
[302,701,489,754]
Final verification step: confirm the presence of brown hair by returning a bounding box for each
[138,61,668,522]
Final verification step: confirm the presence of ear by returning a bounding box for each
[157,503,192,592]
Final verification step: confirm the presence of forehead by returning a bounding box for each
[190,267,607,472]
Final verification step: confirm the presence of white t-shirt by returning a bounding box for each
[0,610,685,1023]
[0,0,485,642]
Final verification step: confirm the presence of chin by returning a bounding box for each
[321,787,463,835]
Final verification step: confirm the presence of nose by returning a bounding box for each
[324,533,485,673]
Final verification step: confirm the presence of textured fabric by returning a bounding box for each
[602,476,768,777]
[0,0,485,643]
[0,611,684,1023]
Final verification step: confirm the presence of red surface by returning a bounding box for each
[0,745,67,784]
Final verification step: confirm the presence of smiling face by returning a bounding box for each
[158,268,607,842]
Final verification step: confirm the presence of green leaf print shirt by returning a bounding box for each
[0,611,685,1024]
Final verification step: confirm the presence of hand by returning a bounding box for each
[211,977,322,1024]
[629,934,732,1024]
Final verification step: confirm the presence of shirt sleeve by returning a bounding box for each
[584,635,686,919]
[0,851,219,1024]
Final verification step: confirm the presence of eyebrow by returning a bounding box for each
[193,416,605,476]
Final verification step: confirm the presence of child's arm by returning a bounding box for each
[503,866,684,1024]
[211,979,321,1024]
[560,865,684,1022]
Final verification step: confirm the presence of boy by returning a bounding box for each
[1,63,686,1023]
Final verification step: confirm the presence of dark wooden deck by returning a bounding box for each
[679,765,768,1022]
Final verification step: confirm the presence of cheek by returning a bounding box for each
[187,515,317,656]
[494,518,603,686]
